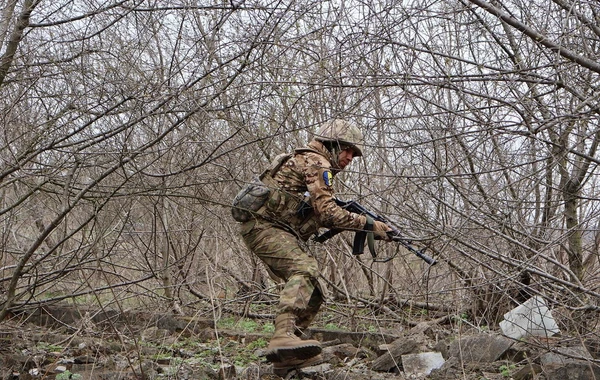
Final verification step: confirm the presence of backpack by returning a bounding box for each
[231,153,292,222]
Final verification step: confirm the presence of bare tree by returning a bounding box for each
[1,0,599,342]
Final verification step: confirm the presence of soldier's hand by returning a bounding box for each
[373,220,393,241]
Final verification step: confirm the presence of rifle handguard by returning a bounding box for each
[315,198,437,265]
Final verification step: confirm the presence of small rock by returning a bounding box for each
[299,362,331,374]
[371,337,419,372]
[539,346,600,380]
[512,363,542,380]
[60,357,75,364]
[448,334,513,363]
[328,343,359,358]
[141,326,170,343]
[73,355,94,364]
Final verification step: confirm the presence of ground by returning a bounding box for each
[1,304,591,379]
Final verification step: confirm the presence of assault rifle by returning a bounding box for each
[315,199,437,265]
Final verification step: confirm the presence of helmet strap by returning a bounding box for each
[322,141,345,172]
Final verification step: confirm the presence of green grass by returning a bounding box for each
[56,371,82,380]
[217,316,273,334]
[35,342,64,352]
[217,317,258,332]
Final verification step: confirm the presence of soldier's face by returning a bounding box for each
[337,147,356,169]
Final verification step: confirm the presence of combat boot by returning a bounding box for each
[272,354,325,376]
[265,313,322,363]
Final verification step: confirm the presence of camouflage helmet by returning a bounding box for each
[314,119,364,156]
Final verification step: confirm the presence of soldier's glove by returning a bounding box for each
[373,220,393,242]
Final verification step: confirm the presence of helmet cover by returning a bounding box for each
[314,119,364,156]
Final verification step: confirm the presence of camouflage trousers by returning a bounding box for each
[240,218,323,329]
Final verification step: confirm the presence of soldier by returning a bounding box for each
[236,119,392,374]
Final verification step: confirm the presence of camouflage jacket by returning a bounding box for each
[262,140,367,240]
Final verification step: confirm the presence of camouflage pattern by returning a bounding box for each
[240,217,322,319]
[314,119,364,156]
[269,139,367,238]
[240,136,368,320]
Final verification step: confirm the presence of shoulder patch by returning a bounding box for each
[323,170,333,187]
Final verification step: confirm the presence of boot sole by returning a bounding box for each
[272,354,326,376]
[265,344,322,363]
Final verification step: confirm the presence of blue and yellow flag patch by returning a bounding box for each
[323,170,333,187]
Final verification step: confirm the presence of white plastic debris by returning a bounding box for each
[402,352,445,375]
[499,296,560,339]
